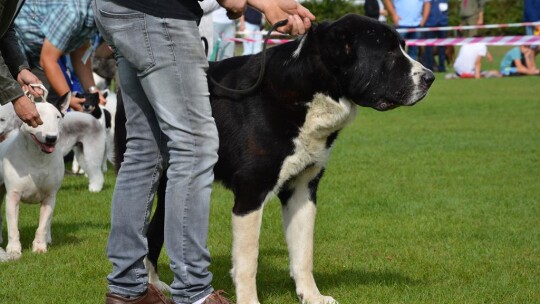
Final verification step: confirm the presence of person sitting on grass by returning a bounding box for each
[448,42,500,79]
[500,45,540,76]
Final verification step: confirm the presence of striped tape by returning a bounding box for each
[396,21,540,33]
[224,35,540,46]
[406,35,540,46]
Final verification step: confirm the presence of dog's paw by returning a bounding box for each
[89,183,103,193]
[301,295,338,304]
[32,239,48,253]
[6,244,22,260]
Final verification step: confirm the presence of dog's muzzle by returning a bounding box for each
[31,134,57,154]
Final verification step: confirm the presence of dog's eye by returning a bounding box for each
[0,118,4,122]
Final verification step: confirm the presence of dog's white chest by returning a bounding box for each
[275,94,357,190]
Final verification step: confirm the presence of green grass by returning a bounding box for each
[1,69,539,303]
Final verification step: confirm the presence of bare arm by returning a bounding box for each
[40,39,86,111]
[474,55,482,79]
[384,0,399,25]
[421,2,431,27]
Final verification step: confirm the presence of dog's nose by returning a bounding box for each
[422,70,435,87]
[45,135,57,144]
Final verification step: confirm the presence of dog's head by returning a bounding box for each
[313,14,434,111]
[21,93,70,154]
[76,92,101,117]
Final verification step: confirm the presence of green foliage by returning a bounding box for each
[302,0,364,22]
[301,0,526,35]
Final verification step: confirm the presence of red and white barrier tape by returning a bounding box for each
[224,35,540,46]
[406,35,540,46]
[397,21,540,33]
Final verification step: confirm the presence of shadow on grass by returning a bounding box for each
[157,247,418,302]
[9,220,108,249]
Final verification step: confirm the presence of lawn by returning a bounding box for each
[1,53,539,303]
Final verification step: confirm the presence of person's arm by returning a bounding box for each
[219,0,315,35]
[474,55,482,79]
[39,38,86,111]
[420,2,431,27]
[384,0,399,26]
[70,41,106,105]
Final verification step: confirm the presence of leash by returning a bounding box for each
[208,19,289,95]
[24,83,49,102]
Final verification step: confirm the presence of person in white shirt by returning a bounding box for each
[451,43,500,78]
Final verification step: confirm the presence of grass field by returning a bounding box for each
[1,48,539,303]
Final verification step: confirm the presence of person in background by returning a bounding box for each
[500,45,540,76]
[199,0,222,59]
[451,42,500,79]
[460,0,485,37]
[212,7,236,60]
[524,0,540,36]
[0,0,43,130]
[13,0,106,111]
[240,6,264,55]
[384,0,431,60]
[378,0,388,23]
[423,0,449,72]
[364,0,380,20]
[93,0,315,302]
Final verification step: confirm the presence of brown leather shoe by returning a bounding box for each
[105,284,175,304]
[202,290,233,304]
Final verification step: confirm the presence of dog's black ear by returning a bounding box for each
[54,92,71,115]
[317,19,358,72]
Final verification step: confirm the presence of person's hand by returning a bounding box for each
[98,90,107,106]
[16,69,43,98]
[391,13,400,26]
[89,86,108,106]
[12,95,43,128]
[258,0,315,35]
[218,0,247,19]
[69,94,86,112]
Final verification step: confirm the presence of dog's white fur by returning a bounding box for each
[231,94,356,304]
[0,96,69,261]
[71,90,117,180]
[57,112,107,192]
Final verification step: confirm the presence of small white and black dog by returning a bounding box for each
[116,14,435,304]
[0,92,69,261]
[71,91,114,175]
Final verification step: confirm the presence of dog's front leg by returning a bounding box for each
[32,194,57,253]
[5,191,22,260]
[280,180,337,304]
[231,209,264,304]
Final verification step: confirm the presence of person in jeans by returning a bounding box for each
[422,0,449,72]
[384,0,431,60]
[460,0,485,37]
[93,0,315,303]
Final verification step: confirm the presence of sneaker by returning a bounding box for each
[202,290,233,304]
[105,284,174,304]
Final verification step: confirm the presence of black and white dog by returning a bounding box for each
[116,14,434,304]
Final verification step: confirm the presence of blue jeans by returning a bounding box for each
[94,0,219,303]
[422,30,447,72]
[398,27,420,60]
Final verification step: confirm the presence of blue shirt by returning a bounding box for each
[13,0,96,67]
[524,0,540,22]
[394,0,431,27]
[500,47,523,70]
[425,0,449,27]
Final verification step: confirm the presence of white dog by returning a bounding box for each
[0,91,69,261]
[57,111,107,192]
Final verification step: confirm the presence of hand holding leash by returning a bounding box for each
[14,83,47,128]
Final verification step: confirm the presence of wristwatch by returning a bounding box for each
[88,85,99,93]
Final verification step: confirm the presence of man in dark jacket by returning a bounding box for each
[0,0,42,128]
